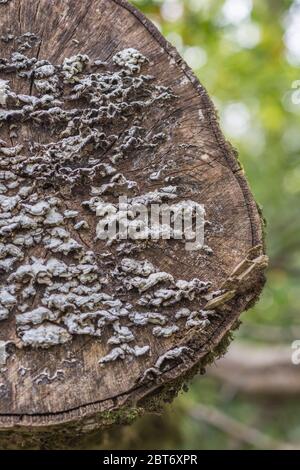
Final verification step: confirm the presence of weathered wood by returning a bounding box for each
[0,0,267,447]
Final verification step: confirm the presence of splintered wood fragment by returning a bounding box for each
[0,0,267,448]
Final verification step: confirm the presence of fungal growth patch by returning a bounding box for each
[0,35,227,373]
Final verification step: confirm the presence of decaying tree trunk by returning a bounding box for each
[0,0,267,448]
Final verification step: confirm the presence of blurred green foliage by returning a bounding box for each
[118,0,300,449]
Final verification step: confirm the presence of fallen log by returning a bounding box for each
[208,341,300,396]
[0,0,267,448]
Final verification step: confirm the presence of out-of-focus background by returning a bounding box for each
[92,0,300,450]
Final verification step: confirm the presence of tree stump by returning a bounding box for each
[0,0,267,448]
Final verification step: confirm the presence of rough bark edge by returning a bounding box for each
[0,0,267,433]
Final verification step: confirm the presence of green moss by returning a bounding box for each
[99,407,144,426]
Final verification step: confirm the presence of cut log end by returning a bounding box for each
[0,0,267,447]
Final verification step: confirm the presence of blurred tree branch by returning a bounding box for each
[188,404,298,450]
